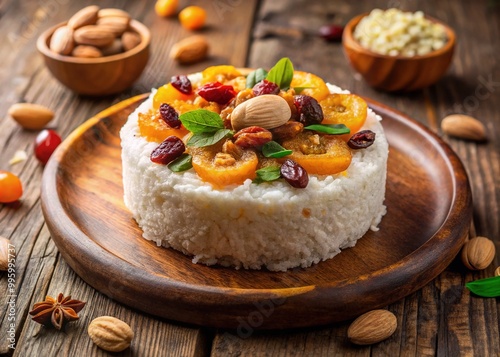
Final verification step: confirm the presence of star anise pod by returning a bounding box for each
[29,293,86,330]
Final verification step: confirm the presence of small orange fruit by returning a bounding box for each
[179,6,206,30]
[0,170,23,203]
[155,0,178,17]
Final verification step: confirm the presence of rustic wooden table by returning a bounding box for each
[1,0,499,356]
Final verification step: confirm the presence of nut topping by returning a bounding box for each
[230,95,291,131]
[233,126,273,149]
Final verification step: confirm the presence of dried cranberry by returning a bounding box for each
[34,129,62,165]
[159,103,181,128]
[252,79,280,96]
[150,136,185,164]
[197,82,236,105]
[294,95,324,126]
[348,130,376,149]
[170,75,192,95]
[319,25,344,42]
[280,159,309,188]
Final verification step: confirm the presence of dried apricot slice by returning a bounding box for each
[320,94,368,136]
[281,132,352,175]
[290,71,330,101]
[153,83,195,110]
[190,144,258,188]
[201,65,242,85]
[138,110,189,143]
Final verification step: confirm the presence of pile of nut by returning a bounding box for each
[49,5,142,58]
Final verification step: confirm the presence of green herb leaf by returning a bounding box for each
[253,166,281,184]
[466,276,500,298]
[262,141,293,158]
[187,129,233,147]
[168,154,192,172]
[246,68,268,88]
[304,123,351,135]
[266,57,294,90]
[179,109,224,134]
[293,86,314,94]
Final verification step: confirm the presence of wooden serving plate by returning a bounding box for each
[41,94,472,329]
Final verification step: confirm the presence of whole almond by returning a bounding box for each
[347,310,397,345]
[231,95,291,131]
[72,45,102,58]
[96,16,130,37]
[0,236,10,271]
[49,26,74,55]
[98,8,131,20]
[461,236,496,270]
[68,5,100,30]
[88,316,133,352]
[441,114,487,141]
[121,31,141,52]
[8,103,54,130]
[169,35,209,64]
[74,25,115,48]
[101,39,123,56]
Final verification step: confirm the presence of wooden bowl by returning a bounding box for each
[37,20,150,96]
[342,13,456,92]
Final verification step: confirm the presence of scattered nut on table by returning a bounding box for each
[88,316,134,352]
[169,35,209,64]
[8,103,54,130]
[441,114,487,141]
[461,236,496,270]
[347,309,397,345]
[495,266,500,277]
[1,236,11,271]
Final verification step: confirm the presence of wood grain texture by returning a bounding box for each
[40,94,471,329]
[0,0,499,356]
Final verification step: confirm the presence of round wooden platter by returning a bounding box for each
[41,94,472,330]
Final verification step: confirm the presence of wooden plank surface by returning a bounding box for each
[0,0,499,356]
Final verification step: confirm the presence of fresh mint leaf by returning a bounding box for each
[187,129,233,147]
[466,276,500,298]
[168,154,192,172]
[262,141,293,158]
[253,166,281,184]
[266,57,294,90]
[246,68,268,88]
[304,123,350,135]
[179,109,224,134]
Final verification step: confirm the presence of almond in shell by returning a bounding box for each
[72,45,102,58]
[96,16,130,37]
[88,316,134,352]
[49,26,74,55]
[347,309,397,345]
[169,35,209,64]
[73,25,115,48]
[8,103,54,130]
[101,39,123,56]
[441,114,487,141]
[121,31,141,52]
[98,8,131,20]
[68,5,100,30]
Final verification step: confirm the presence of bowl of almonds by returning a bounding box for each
[36,6,150,96]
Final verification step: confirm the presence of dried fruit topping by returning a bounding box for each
[150,136,185,164]
[319,24,344,42]
[348,130,376,149]
[233,126,273,149]
[170,75,193,95]
[320,94,368,135]
[159,103,181,128]
[252,79,280,96]
[197,82,237,105]
[280,159,309,188]
[294,95,324,126]
[0,170,23,203]
[271,121,304,141]
[230,95,291,131]
[29,293,86,330]
[34,129,62,165]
